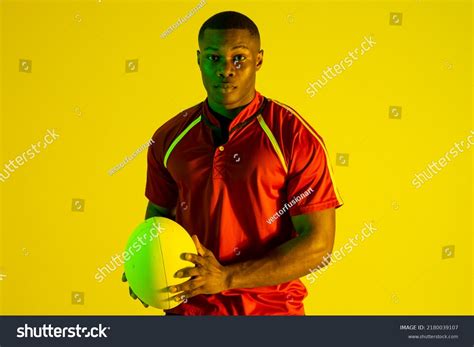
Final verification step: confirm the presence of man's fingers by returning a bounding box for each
[174,267,201,278]
[169,278,204,294]
[191,235,204,256]
[180,253,205,266]
[171,293,189,304]
[122,272,127,282]
[128,286,148,307]
[139,299,149,308]
[129,287,137,300]
[191,235,210,256]
[173,288,200,302]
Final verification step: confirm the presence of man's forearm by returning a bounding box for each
[225,231,332,290]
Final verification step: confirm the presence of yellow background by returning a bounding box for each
[0,0,472,315]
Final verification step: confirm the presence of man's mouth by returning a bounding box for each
[215,83,237,91]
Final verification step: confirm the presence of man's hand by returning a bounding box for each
[121,272,149,308]
[169,235,230,302]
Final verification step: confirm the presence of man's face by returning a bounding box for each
[197,29,263,110]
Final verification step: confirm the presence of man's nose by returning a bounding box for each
[217,59,236,78]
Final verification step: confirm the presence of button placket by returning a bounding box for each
[212,144,227,179]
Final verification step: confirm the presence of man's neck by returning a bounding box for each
[207,91,256,119]
[208,104,245,119]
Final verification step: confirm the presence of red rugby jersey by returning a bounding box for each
[145,91,343,315]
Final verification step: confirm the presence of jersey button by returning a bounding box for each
[218,146,225,152]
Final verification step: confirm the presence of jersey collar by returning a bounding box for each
[202,90,265,131]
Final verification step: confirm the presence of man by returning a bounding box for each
[123,11,343,315]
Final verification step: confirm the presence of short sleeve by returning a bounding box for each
[286,126,343,216]
[145,137,178,209]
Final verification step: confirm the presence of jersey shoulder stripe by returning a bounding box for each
[164,115,202,168]
[151,102,202,169]
[256,114,288,173]
[270,99,344,205]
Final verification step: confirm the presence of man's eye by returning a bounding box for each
[207,55,219,62]
[233,55,246,62]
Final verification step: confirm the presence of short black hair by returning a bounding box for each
[198,11,260,43]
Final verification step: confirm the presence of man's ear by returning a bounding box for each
[256,49,264,71]
[197,50,201,66]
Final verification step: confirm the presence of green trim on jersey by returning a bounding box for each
[256,115,288,173]
[164,116,202,168]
